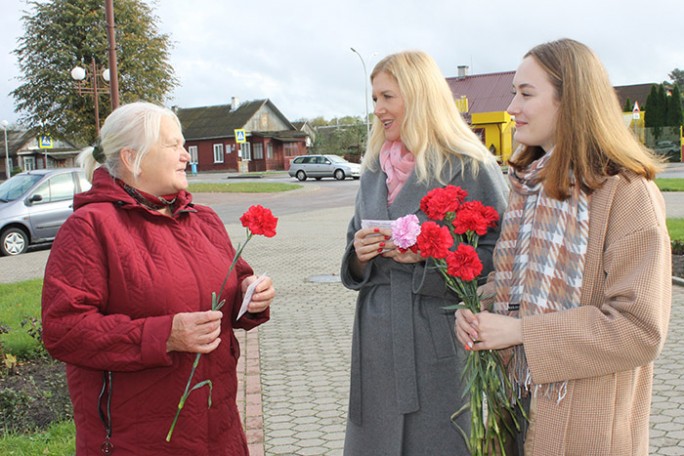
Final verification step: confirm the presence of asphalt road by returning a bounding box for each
[190,173,360,225]
[10,163,684,256]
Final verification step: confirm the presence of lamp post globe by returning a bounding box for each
[70,66,86,81]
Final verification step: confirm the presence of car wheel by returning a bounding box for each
[334,169,345,181]
[1,227,29,256]
[296,170,307,181]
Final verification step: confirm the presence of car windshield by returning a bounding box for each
[326,155,348,163]
[0,174,43,202]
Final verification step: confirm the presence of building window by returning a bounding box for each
[284,143,298,156]
[241,142,252,161]
[213,144,224,163]
[188,145,198,163]
[253,143,264,160]
[267,143,274,159]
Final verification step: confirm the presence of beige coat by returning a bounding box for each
[519,173,672,455]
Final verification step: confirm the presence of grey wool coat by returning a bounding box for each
[341,156,509,456]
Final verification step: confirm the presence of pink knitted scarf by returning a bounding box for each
[379,141,415,204]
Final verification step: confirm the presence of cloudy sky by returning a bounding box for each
[1,0,683,127]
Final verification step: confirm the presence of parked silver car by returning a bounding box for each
[0,168,91,256]
[288,154,361,181]
[653,140,681,162]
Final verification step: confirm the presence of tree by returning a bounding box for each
[644,85,662,128]
[669,68,684,91]
[12,0,177,145]
[623,98,632,112]
[667,85,683,127]
[657,85,669,125]
[309,116,366,160]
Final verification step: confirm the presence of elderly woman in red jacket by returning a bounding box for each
[41,101,275,455]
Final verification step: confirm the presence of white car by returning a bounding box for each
[288,155,361,181]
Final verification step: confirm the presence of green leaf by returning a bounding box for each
[190,380,214,407]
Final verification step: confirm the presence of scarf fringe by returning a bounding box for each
[511,345,569,405]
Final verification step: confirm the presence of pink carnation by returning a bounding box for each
[391,214,421,250]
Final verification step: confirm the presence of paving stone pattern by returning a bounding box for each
[2,204,682,455]
[228,207,356,456]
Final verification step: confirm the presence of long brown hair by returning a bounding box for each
[509,38,661,200]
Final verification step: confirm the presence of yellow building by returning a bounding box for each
[446,69,517,163]
[447,70,673,163]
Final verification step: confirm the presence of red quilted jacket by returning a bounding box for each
[41,168,269,455]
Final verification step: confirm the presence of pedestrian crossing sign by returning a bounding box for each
[234,129,247,144]
[39,135,54,149]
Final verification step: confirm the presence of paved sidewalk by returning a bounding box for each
[1,205,683,455]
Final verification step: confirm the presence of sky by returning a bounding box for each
[1,0,683,128]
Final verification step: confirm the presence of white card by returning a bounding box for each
[361,219,394,232]
[238,274,268,320]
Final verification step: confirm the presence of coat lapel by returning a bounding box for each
[387,157,465,220]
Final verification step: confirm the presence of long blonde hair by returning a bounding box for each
[364,50,494,183]
[78,102,181,182]
[509,39,662,200]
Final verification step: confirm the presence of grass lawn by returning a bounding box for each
[667,218,684,241]
[655,178,684,192]
[187,182,301,193]
[0,420,75,455]
[0,279,44,359]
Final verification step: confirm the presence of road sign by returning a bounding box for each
[39,135,54,149]
[234,129,247,144]
[632,101,640,120]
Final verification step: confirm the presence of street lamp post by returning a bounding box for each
[350,47,370,143]
[104,0,120,110]
[71,57,111,135]
[1,120,9,179]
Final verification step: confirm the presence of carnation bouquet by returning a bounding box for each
[391,186,525,456]
[166,204,278,442]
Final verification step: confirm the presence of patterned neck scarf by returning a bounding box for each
[115,178,178,212]
[492,149,590,401]
[379,140,415,205]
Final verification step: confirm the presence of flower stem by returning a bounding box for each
[166,231,254,442]
[166,352,202,442]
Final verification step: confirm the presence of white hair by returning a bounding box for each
[78,101,181,182]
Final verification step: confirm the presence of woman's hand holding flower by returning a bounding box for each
[382,247,424,264]
[241,275,275,314]
[456,309,523,351]
[455,308,479,349]
[166,310,223,354]
[353,227,393,263]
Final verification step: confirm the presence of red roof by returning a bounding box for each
[613,83,656,111]
[446,71,515,114]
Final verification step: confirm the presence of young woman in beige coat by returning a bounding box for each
[455,38,672,455]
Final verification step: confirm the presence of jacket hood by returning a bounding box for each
[74,167,194,215]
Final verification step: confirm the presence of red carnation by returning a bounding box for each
[240,205,278,237]
[419,185,468,221]
[416,221,453,259]
[445,244,483,282]
[453,201,499,236]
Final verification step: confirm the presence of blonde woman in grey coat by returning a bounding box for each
[341,50,509,455]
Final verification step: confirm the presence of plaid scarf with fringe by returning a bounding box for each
[492,150,590,402]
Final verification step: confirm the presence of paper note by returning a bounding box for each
[238,274,268,320]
